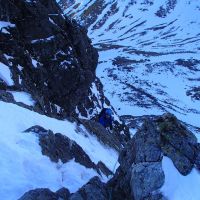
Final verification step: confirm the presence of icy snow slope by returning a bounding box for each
[161,156,200,200]
[58,0,200,128]
[0,101,118,200]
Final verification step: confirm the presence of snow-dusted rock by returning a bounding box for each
[69,177,109,200]
[25,126,98,171]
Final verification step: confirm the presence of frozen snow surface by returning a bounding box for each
[9,91,35,106]
[0,62,14,86]
[161,156,200,200]
[0,101,118,200]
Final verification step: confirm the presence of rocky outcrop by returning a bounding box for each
[69,176,109,200]
[0,0,98,118]
[24,125,112,177]
[156,113,199,175]
[18,177,108,200]
[108,119,165,200]
[18,188,70,200]
[107,113,200,200]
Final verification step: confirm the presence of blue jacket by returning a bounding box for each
[99,115,113,129]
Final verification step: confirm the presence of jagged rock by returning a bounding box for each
[40,132,97,169]
[97,161,113,177]
[0,90,14,102]
[69,176,109,200]
[25,126,97,171]
[0,0,98,117]
[0,79,7,90]
[132,119,162,163]
[144,193,167,200]
[119,119,162,173]
[107,167,132,200]
[131,162,165,200]
[157,113,198,175]
[24,125,49,135]
[18,188,60,200]
[18,188,70,200]
[56,187,70,200]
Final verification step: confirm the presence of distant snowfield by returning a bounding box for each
[61,0,200,128]
[0,101,118,200]
[96,49,200,128]
[161,156,200,200]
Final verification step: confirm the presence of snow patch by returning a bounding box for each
[161,156,200,200]
[0,21,15,29]
[9,91,35,106]
[0,62,14,86]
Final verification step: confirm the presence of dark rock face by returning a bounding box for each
[131,162,164,200]
[18,188,70,200]
[195,144,200,170]
[132,119,162,163]
[40,131,98,170]
[19,177,108,200]
[0,0,98,117]
[25,125,115,178]
[69,176,109,200]
[56,187,71,200]
[0,90,14,102]
[97,161,113,177]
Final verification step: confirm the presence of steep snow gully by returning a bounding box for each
[0,0,200,200]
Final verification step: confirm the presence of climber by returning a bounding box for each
[98,108,114,130]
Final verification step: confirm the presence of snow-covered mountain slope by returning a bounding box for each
[0,101,118,200]
[58,0,200,128]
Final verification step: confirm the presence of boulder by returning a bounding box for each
[157,113,198,175]
[131,162,165,200]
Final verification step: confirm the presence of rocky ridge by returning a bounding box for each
[19,113,200,200]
